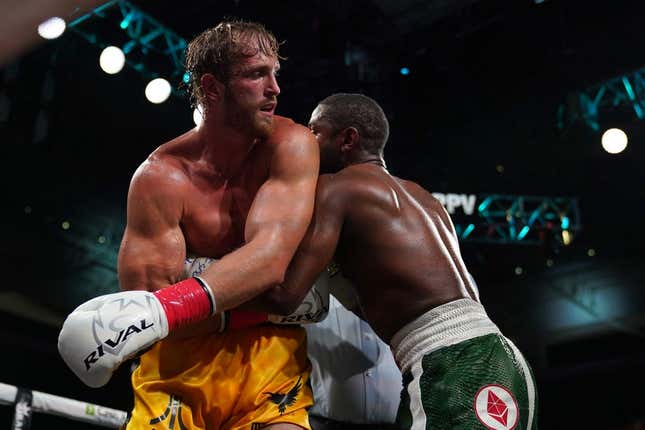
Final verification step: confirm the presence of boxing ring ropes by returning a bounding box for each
[0,382,126,429]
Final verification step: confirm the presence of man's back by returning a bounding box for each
[280,92,538,430]
[325,163,479,342]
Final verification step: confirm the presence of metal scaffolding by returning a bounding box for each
[452,194,580,246]
[68,0,188,94]
[558,67,645,131]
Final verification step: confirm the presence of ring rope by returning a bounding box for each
[0,382,126,428]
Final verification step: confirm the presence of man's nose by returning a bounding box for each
[266,73,280,97]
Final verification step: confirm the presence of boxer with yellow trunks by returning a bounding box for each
[59,254,329,428]
[58,19,320,430]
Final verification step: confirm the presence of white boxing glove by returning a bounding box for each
[58,277,215,388]
[184,256,215,278]
[267,269,330,324]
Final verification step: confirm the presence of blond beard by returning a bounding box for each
[224,90,274,139]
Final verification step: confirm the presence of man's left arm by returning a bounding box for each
[198,123,319,311]
[247,174,347,315]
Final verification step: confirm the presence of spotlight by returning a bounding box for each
[38,17,66,40]
[99,46,125,75]
[601,128,628,154]
[193,106,203,126]
[145,78,171,104]
[562,230,572,245]
[400,67,410,76]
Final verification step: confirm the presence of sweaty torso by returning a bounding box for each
[151,125,280,258]
[178,150,269,258]
[332,164,479,343]
[179,155,267,258]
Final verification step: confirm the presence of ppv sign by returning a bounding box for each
[432,193,477,215]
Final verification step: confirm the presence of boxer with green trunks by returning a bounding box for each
[256,93,538,430]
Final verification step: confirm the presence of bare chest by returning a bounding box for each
[181,171,265,258]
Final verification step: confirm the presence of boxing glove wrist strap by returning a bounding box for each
[153,277,216,331]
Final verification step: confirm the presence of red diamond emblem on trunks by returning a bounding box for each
[487,390,509,426]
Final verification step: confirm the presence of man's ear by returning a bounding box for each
[340,127,359,152]
[201,73,225,104]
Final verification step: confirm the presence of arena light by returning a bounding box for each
[562,230,572,245]
[145,78,171,104]
[517,226,530,240]
[601,128,628,154]
[461,223,475,239]
[99,46,125,74]
[119,11,135,30]
[193,106,203,126]
[38,17,66,40]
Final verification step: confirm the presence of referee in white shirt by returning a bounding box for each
[305,295,403,429]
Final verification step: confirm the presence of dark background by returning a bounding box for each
[1,0,644,428]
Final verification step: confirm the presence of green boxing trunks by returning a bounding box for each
[391,298,537,430]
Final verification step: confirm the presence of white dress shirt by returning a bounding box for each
[305,295,403,424]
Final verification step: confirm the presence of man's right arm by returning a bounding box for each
[117,160,186,292]
[118,161,226,338]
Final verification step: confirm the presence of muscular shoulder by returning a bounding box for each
[269,116,316,150]
[267,115,318,172]
[128,144,192,210]
[317,166,404,216]
[395,177,444,211]
[314,169,372,209]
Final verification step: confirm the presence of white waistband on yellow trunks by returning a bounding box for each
[390,298,501,374]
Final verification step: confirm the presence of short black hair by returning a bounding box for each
[317,93,389,155]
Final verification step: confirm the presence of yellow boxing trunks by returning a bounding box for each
[124,325,312,430]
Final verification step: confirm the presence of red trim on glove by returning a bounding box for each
[227,310,268,331]
[154,278,212,331]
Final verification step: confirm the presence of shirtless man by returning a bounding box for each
[58,20,319,429]
[260,93,538,430]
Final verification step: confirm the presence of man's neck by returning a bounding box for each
[348,153,386,169]
[196,117,257,178]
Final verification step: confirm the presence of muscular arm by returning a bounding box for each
[118,161,222,338]
[250,174,346,314]
[198,124,320,311]
[117,160,186,292]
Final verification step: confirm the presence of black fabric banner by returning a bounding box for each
[12,387,33,430]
